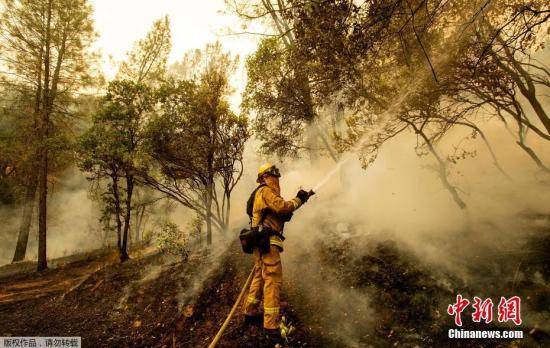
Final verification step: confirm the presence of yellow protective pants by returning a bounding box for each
[242,245,282,329]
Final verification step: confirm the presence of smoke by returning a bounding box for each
[231,112,550,343]
[0,167,103,266]
[277,116,550,262]
[117,263,165,310]
[0,77,547,343]
[46,169,104,258]
[0,205,22,265]
[174,242,228,310]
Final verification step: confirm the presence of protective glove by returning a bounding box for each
[280,212,293,222]
[296,189,310,203]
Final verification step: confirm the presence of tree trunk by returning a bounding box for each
[37,0,53,273]
[16,4,45,262]
[205,182,213,246]
[516,141,550,173]
[15,22,45,263]
[103,217,111,247]
[206,102,216,246]
[313,120,339,163]
[225,193,231,230]
[37,143,48,271]
[521,88,550,135]
[135,205,146,243]
[112,173,123,250]
[120,175,134,262]
[420,132,466,209]
[403,118,467,210]
[12,176,38,262]
[37,106,51,271]
[499,44,550,135]
[141,215,149,242]
[304,126,319,163]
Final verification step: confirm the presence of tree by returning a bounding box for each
[228,0,341,162]
[1,88,89,261]
[257,0,472,208]
[248,0,548,209]
[443,1,550,171]
[0,89,38,260]
[242,38,317,158]
[110,15,172,246]
[117,16,172,85]
[0,0,97,269]
[78,81,155,261]
[142,43,249,245]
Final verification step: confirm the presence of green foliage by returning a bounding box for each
[79,43,248,246]
[285,0,549,155]
[147,77,248,182]
[77,80,155,177]
[0,0,99,92]
[233,0,549,210]
[78,14,171,249]
[243,38,314,158]
[154,221,189,259]
[187,214,204,243]
[0,0,100,205]
[142,43,249,232]
[77,80,156,243]
[0,95,28,204]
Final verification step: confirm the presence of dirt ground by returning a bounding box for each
[1,228,549,348]
[0,243,319,347]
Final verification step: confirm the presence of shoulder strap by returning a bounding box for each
[247,184,267,223]
[257,186,273,226]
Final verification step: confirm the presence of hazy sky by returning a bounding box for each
[90,0,259,80]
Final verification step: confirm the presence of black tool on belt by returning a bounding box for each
[240,206,284,254]
[239,224,282,254]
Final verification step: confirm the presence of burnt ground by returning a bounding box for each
[282,214,550,348]
[0,242,321,348]
[1,218,549,348]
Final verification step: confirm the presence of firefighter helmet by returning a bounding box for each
[257,163,281,183]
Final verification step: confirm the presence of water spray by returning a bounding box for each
[311,87,416,193]
[312,157,352,192]
[308,29,468,194]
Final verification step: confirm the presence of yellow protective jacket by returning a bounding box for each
[251,182,302,251]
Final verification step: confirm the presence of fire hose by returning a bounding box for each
[207,266,255,348]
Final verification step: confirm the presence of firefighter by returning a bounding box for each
[242,163,311,337]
